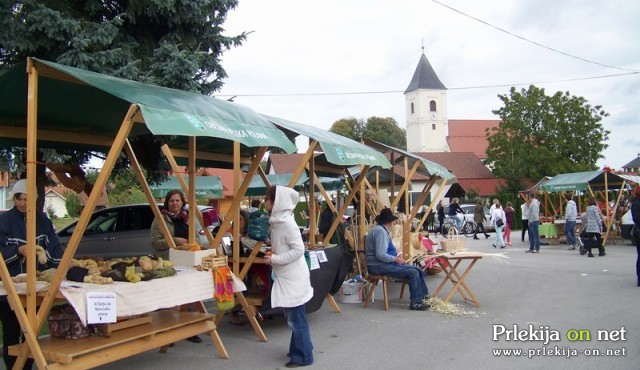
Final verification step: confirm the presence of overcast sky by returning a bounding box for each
[217,0,640,170]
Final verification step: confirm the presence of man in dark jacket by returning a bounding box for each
[0,179,64,369]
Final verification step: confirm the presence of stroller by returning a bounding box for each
[578,229,605,257]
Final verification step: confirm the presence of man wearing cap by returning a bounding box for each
[365,208,430,311]
[0,179,64,369]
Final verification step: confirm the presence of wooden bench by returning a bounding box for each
[9,310,228,369]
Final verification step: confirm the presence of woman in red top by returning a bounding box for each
[502,202,515,247]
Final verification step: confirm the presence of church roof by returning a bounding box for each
[622,154,640,169]
[404,53,446,93]
[414,152,494,179]
[447,119,501,160]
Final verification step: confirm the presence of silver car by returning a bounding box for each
[444,204,494,232]
[57,204,217,259]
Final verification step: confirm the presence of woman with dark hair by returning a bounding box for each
[584,196,605,257]
[149,190,202,343]
[502,201,515,247]
[263,185,314,368]
[150,190,191,259]
[436,200,445,235]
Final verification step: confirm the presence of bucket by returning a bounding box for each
[339,281,364,303]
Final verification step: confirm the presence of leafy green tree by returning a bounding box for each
[330,116,406,149]
[107,168,146,205]
[486,85,609,190]
[0,0,247,203]
[363,116,406,150]
[65,191,82,217]
[330,117,364,141]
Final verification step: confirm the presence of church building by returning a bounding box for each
[404,52,502,196]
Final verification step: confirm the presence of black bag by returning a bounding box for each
[495,218,504,228]
[579,229,588,239]
[248,210,270,241]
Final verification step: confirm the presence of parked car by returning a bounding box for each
[620,210,633,240]
[443,204,494,232]
[57,204,217,259]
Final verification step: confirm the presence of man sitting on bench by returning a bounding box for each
[365,208,431,311]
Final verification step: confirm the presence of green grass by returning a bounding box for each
[52,217,77,231]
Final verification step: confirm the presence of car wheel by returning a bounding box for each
[462,223,474,236]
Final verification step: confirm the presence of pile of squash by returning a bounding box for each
[69,255,176,284]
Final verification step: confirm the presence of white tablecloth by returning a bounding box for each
[63,269,216,325]
[2,269,246,326]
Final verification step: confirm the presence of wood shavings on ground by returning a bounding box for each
[426,297,476,316]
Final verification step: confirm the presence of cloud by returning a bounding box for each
[219,0,640,169]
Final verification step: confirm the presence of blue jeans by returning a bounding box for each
[529,220,540,251]
[494,225,505,247]
[564,221,576,246]
[450,214,463,230]
[284,305,314,366]
[368,263,428,304]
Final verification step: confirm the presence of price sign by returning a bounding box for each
[86,292,117,324]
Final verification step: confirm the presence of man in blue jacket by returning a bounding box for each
[0,179,64,369]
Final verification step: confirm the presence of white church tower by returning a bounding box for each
[405,52,449,152]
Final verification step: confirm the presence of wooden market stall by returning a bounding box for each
[246,115,393,312]
[361,139,456,259]
[0,58,297,369]
[537,170,631,245]
[263,115,393,247]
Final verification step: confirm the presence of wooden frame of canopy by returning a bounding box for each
[528,171,629,246]
[0,58,299,368]
[358,139,454,259]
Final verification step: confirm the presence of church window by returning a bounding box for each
[411,102,414,114]
[429,100,437,112]
[432,124,436,130]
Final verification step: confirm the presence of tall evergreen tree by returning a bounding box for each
[0,0,248,207]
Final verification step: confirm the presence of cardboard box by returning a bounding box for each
[169,248,217,267]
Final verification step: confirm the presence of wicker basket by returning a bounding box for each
[426,266,443,275]
[440,228,467,252]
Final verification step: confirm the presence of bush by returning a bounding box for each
[46,204,58,220]
[65,192,82,217]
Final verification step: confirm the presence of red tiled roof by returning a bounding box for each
[457,178,506,197]
[415,152,494,179]
[447,119,500,160]
[193,168,235,197]
[268,153,311,174]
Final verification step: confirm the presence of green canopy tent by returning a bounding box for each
[0,58,300,361]
[362,138,457,257]
[263,114,392,248]
[539,170,630,245]
[150,176,224,199]
[244,173,345,196]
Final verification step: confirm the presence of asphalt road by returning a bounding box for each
[84,233,638,370]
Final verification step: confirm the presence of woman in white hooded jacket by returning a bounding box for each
[263,185,314,368]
